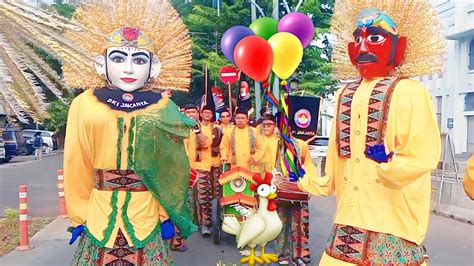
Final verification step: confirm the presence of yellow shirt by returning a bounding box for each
[260,134,279,173]
[220,126,264,171]
[187,123,213,171]
[298,78,440,245]
[463,156,474,200]
[220,123,234,136]
[64,89,169,248]
[297,139,319,180]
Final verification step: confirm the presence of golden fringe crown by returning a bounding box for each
[331,0,447,79]
[64,0,192,91]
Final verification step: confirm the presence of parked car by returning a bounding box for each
[0,137,5,161]
[1,125,27,162]
[308,136,329,159]
[23,130,54,154]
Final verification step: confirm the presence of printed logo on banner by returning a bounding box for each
[295,109,311,128]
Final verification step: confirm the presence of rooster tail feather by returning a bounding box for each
[222,216,241,236]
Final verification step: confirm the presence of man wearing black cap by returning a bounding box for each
[220,108,264,171]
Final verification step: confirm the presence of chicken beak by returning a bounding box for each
[267,192,277,200]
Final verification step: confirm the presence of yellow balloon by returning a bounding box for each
[268,32,303,81]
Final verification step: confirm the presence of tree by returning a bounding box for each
[171,0,337,107]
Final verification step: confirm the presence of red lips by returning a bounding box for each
[120,77,137,83]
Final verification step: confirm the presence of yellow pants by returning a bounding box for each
[319,252,428,265]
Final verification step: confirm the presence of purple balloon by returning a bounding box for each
[221,26,255,64]
[278,12,315,48]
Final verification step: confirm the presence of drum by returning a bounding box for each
[274,174,310,202]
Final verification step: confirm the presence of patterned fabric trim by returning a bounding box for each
[336,78,401,158]
[94,169,148,192]
[230,127,256,165]
[325,224,425,265]
[275,202,311,263]
[72,229,174,266]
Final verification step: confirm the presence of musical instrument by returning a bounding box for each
[274,173,310,202]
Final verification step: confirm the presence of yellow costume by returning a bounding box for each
[187,124,213,171]
[220,126,264,171]
[299,79,439,265]
[463,156,474,200]
[259,133,279,173]
[64,90,173,248]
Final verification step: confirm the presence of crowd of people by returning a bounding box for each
[171,103,315,265]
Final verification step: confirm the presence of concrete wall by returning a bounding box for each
[421,0,474,154]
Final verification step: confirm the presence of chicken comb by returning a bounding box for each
[250,172,273,192]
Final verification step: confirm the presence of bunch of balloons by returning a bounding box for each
[221,12,315,179]
[221,12,314,83]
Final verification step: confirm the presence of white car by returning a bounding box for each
[23,130,54,154]
[0,137,5,161]
[308,136,329,159]
[308,136,329,176]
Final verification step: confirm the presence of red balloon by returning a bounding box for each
[233,36,273,83]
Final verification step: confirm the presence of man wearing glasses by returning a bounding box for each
[220,108,264,171]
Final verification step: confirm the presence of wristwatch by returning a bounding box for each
[192,123,201,134]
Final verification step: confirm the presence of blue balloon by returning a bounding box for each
[221,26,255,64]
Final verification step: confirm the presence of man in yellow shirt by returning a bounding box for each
[463,156,474,200]
[298,4,445,265]
[220,108,264,172]
[187,105,217,237]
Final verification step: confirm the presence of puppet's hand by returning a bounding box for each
[161,219,175,240]
[365,144,394,164]
[68,225,85,245]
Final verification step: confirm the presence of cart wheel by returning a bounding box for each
[212,198,221,245]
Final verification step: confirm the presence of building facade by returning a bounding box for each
[420,0,474,155]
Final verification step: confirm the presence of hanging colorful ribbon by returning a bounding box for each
[265,77,304,180]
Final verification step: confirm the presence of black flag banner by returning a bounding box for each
[289,96,321,141]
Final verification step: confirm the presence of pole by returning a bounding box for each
[272,0,280,114]
[228,83,232,113]
[204,64,208,106]
[57,169,67,218]
[251,1,262,118]
[16,185,32,250]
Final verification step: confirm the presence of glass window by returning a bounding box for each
[466,93,474,111]
[470,39,474,71]
[436,96,442,130]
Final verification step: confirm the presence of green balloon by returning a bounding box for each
[249,17,279,40]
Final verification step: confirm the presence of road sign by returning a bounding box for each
[219,66,239,85]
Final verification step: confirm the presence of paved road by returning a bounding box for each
[0,153,62,217]
[0,153,473,265]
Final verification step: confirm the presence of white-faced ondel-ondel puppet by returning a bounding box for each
[62,0,197,265]
[298,0,446,265]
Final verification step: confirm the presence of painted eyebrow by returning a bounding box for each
[367,26,390,36]
[131,52,150,58]
[108,50,128,57]
[353,28,361,37]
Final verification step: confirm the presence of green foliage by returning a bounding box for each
[171,0,337,105]
[4,208,18,231]
[43,96,73,134]
[30,45,63,76]
[52,3,76,19]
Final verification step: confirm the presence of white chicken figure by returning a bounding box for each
[222,172,283,265]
